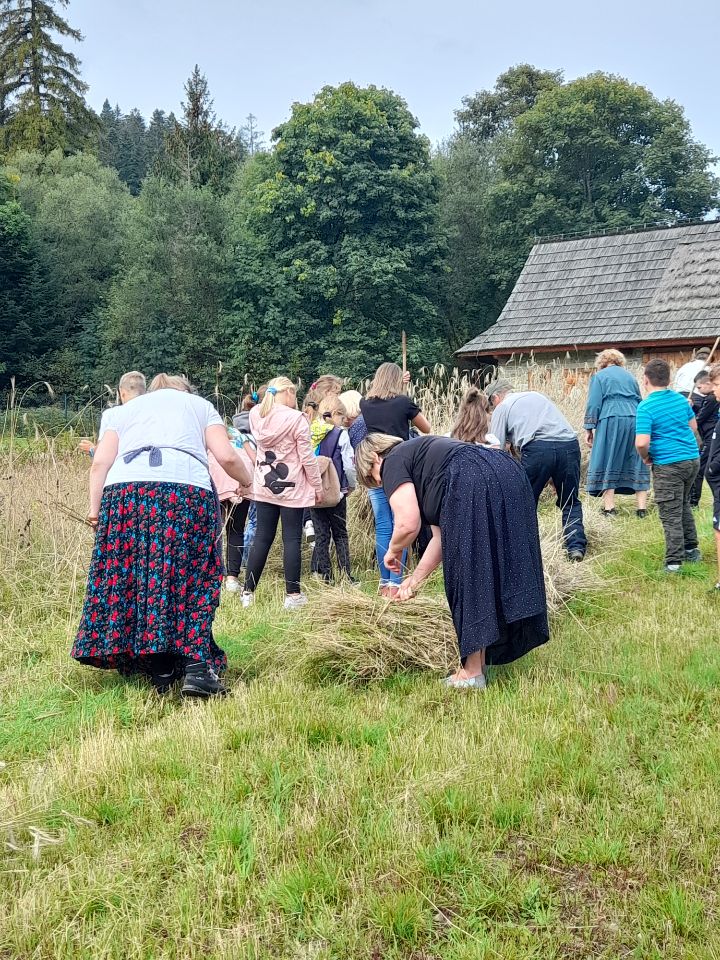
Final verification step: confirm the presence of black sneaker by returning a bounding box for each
[685,547,702,563]
[147,660,182,695]
[181,662,228,699]
[150,668,179,695]
[567,550,585,562]
[636,509,647,519]
[601,508,617,517]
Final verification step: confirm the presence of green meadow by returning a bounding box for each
[2,484,720,959]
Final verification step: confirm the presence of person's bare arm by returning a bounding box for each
[88,431,119,521]
[205,425,252,486]
[412,413,431,435]
[635,433,651,465]
[384,483,422,574]
[396,527,442,601]
[689,417,701,449]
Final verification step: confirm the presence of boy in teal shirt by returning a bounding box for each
[635,359,701,571]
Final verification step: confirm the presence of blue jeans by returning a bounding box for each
[521,439,587,555]
[367,486,407,586]
[242,502,257,568]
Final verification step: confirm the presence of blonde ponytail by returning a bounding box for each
[258,376,296,417]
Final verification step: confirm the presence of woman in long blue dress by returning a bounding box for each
[584,349,650,516]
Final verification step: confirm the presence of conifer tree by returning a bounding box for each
[0,186,50,385]
[146,108,173,170]
[161,66,243,193]
[241,113,263,155]
[116,108,148,194]
[97,99,120,167]
[0,0,97,152]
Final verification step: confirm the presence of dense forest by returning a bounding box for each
[1,0,719,399]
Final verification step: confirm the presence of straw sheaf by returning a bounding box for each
[275,510,612,683]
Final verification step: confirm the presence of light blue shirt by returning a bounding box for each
[635,390,699,465]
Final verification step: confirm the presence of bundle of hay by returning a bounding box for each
[275,586,460,682]
[537,511,608,616]
[281,514,606,682]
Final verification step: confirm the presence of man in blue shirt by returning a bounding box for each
[635,359,701,572]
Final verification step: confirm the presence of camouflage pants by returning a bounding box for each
[652,459,700,564]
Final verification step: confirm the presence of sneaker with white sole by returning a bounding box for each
[304,520,315,543]
[685,547,702,563]
[283,593,308,611]
[241,591,255,608]
[664,563,681,574]
[226,576,241,593]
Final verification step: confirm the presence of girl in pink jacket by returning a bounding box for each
[242,377,322,609]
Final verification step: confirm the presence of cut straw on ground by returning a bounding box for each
[264,509,612,682]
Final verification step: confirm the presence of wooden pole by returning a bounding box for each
[401,330,407,390]
[706,336,720,366]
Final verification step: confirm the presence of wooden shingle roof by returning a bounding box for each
[457,221,720,356]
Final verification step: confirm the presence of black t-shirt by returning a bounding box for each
[381,436,463,526]
[360,395,422,441]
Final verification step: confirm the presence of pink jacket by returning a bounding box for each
[208,444,254,502]
[250,404,322,508]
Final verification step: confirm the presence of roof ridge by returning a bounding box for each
[535,216,720,245]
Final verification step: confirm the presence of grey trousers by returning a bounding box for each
[652,458,700,564]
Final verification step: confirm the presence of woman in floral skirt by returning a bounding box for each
[72,374,252,698]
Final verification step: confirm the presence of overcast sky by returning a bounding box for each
[70,0,720,156]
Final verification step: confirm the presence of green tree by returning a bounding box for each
[161,66,244,193]
[0,184,49,385]
[241,82,447,380]
[456,64,563,142]
[240,113,264,156]
[5,150,131,390]
[146,108,174,170]
[97,99,121,167]
[498,73,719,231]
[222,153,307,384]
[115,108,148,194]
[100,177,231,390]
[434,136,505,348]
[0,0,97,152]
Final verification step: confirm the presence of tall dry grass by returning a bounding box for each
[0,360,638,599]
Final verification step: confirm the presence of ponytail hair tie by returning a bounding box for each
[251,391,259,402]
[267,386,278,396]
[310,382,318,390]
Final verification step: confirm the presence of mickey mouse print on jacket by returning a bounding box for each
[249,404,322,508]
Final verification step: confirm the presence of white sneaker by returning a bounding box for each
[225,576,240,593]
[241,591,255,608]
[283,593,308,611]
[304,520,315,543]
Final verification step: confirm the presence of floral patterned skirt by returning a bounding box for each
[72,482,226,673]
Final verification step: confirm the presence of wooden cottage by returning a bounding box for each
[456,220,720,370]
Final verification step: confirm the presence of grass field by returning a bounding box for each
[2,461,720,958]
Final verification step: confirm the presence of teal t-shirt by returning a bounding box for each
[635,390,699,465]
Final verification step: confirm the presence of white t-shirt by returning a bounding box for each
[97,406,119,442]
[674,359,707,394]
[103,390,223,490]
